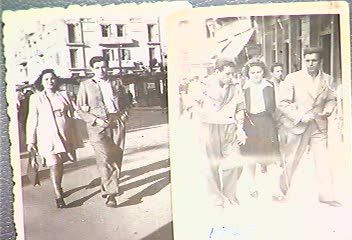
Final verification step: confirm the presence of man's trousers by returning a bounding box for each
[90,119,126,197]
[199,122,242,205]
[280,122,334,201]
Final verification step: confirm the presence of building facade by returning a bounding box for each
[175,14,342,87]
[14,16,165,81]
[255,14,341,84]
[13,16,167,106]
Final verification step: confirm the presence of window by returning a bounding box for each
[205,19,216,38]
[149,48,156,61]
[102,49,115,61]
[272,49,276,63]
[101,25,111,37]
[69,49,78,68]
[272,24,276,43]
[320,15,332,32]
[283,22,289,40]
[120,49,131,60]
[298,18,303,37]
[67,24,77,43]
[297,39,302,71]
[284,43,290,74]
[147,24,157,42]
[116,25,124,37]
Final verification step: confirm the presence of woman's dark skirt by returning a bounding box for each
[240,112,280,165]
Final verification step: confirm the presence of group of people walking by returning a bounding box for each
[184,47,341,208]
[25,56,129,208]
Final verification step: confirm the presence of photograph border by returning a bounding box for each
[167,2,351,240]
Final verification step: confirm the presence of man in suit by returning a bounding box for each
[76,56,128,207]
[194,59,246,207]
[278,47,341,207]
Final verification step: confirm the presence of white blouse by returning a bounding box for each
[243,79,273,114]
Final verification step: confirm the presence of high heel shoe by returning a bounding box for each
[55,197,66,209]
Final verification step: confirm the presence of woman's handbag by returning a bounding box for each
[27,151,40,186]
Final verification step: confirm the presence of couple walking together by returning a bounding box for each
[26,56,128,208]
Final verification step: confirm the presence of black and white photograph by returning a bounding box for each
[3,2,190,240]
[167,2,352,240]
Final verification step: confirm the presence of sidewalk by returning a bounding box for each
[20,109,173,240]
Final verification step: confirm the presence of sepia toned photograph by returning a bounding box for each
[3,2,191,240]
[167,2,352,240]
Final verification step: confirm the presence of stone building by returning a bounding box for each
[255,14,341,84]
[13,15,167,106]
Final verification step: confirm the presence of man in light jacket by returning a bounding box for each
[278,47,341,207]
[194,59,246,207]
[76,56,128,207]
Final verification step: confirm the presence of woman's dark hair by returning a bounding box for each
[34,69,59,91]
[243,59,267,78]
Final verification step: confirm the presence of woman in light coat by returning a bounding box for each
[26,69,81,208]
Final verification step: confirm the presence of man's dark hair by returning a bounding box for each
[303,47,324,59]
[214,59,236,72]
[89,56,107,68]
[270,62,283,73]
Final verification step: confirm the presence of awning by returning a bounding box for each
[215,28,254,59]
[211,18,255,60]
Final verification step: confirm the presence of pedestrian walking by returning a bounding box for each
[240,60,283,200]
[76,56,129,208]
[278,47,341,207]
[194,59,246,207]
[26,69,82,208]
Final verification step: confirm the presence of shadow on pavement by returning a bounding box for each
[60,158,170,208]
[120,158,170,183]
[140,222,173,240]
[120,170,170,193]
[64,190,101,208]
[21,157,97,187]
[22,149,169,187]
[118,171,170,208]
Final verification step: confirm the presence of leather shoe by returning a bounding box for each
[105,195,118,208]
[319,200,342,207]
[55,197,66,209]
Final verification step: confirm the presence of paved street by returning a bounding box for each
[172,115,352,240]
[20,108,172,240]
[18,108,352,240]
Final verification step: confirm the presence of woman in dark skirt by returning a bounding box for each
[240,60,283,200]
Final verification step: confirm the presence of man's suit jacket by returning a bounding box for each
[195,76,244,125]
[278,70,336,134]
[76,78,126,142]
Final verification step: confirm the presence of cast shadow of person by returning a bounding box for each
[64,158,170,208]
